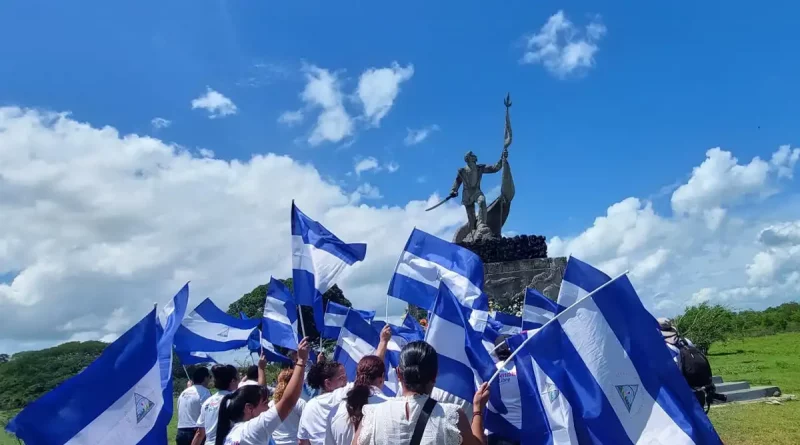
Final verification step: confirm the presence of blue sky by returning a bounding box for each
[1,1,800,352]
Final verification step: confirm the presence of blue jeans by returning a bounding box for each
[176,428,196,445]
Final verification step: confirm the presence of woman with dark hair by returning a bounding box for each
[353,341,490,445]
[214,337,310,445]
[324,355,390,445]
[298,325,392,445]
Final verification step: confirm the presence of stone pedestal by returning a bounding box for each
[483,257,567,314]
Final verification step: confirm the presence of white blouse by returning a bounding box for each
[356,395,463,445]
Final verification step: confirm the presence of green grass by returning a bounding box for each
[707,332,800,445]
[1,333,798,444]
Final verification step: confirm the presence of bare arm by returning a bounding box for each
[300,440,311,445]
[190,428,205,445]
[457,382,489,445]
[274,337,310,420]
[375,325,391,361]
[257,354,267,386]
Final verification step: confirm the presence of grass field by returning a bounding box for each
[1,332,798,444]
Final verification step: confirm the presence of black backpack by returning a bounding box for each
[676,338,715,411]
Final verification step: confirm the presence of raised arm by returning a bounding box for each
[274,337,310,420]
[457,382,490,445]
[258,354,267,386]
[483,149,507,174]
[374,325,391,361]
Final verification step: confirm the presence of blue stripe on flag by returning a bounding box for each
[403,228,485,287]
[291,201,367,265]
[262,277,299,351]
[193,299,262,330]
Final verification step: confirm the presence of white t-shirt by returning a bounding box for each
[268,398,306,445]
[222,406,282,445]
[487,362,521,433]
[178,385,212,429]
[196,390,231,445]
[238,379,259,388]
[325,386,390,445]
[297,383,353,444]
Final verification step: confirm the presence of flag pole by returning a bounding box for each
[182,364,191,381]
[487,270,629,385]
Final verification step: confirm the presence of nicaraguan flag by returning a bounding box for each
[556,256,610,309]
[156,283,190,391]
[173,298,261,352]
[292,201,367,335]
[493,311,523,335]
[523,288,562,330]
[7,309,171,444]
[247,329,292,365]
[262,277,299,351]
[425,283,497,405]
[402,312,425,333]
[388,228,489,319]
[323,301,376,340]
[333,310,380,382]
[511,274,723,444]
[175,350,217,366]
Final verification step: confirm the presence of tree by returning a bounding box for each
[0,354,9,364]
[673,303,734,354]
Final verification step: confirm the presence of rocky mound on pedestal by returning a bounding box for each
[457,234,548,264]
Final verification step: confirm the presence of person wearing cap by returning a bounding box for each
[484,334,521,445]
[658,317,694,366]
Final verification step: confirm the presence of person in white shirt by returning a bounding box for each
[325,355,391,445]
[215,337,311,445]
[658,317,695,366]
[270,367,307,445]
[353,340,490,445]
[485,335,520,445]
[191,364,239,445]
[238,365,260,388]
[298,326,391,445]
[177,367,212,445]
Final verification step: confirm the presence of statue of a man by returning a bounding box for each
[449,147,509,233]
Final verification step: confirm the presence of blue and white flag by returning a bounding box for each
[425,283,497,405]
[402,312,425,333]
[247,329,293,365]
[510,274,722,445]
[493,312,523,335]
[323,301,376,340]
[173,298,261,352]
[156,283,190,391]
[175,350,217,366]
[523,288,562,330]
[333,310,381,382]
[292,201,367,335]
[7,309,171,444]
[240,311,249,319]
[388,228,489,315]
[262,277,299,351]
[371,315,425,396]
[556,256,611,309]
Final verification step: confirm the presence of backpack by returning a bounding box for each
[676,338,715,411]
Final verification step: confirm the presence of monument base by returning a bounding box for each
[484,257,566,315]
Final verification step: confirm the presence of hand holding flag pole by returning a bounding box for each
[487,270,630,386]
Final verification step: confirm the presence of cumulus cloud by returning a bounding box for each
[550,146,800,316]
[404,125,439,146]
[351,183,383,201]
[150,117,171,129]
[300,66,354,146]
[277,110,304,127]
[191,87,238,119]
[356,62,414,127]
[0,106,465,353]
[520,11,606,78]
[354,157,380,176]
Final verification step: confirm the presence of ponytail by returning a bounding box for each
[346,355,385,430]
[215,385,270,445]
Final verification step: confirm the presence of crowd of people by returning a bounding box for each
[174,318,709,445]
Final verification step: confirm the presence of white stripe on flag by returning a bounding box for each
[523,306,554,326]
[292,235,349,294]
[394,251,485,309]
[181,317,253,342]
[339,328,376,361]
[561,300,693,443]
[65,361,163,444]
[529,356,578,444]
[324,312,347,328]
[427,314,470,367]
[264,296,292,325]
[557,280,589,309]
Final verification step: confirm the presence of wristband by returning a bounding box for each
[472,411,483,417]
[295,361,306,368]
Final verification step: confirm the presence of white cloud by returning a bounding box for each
[550,145,800,316]
[0,106,466,353]
[300,66,354,146]
[354,157,380,176]
[385,162,399,173]
[278,110,304,127]
[770,144,800,179]
[404,125,439,146]
[150,117,171,129]
[520,11,606,78]
[357,62,414,126]
[191,87,238,119]
[351,183,383,201]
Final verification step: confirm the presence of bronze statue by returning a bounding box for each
[427,94,516,243]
